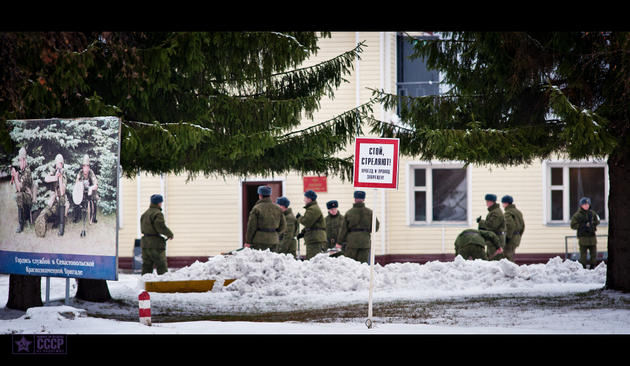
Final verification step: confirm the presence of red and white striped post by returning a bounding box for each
[138,291,151,326]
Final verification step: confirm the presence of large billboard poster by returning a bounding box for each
[0,117,120,280]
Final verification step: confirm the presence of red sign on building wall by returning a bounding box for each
[303,176,327,192]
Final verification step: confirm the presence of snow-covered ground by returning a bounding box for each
[1,248,629,334]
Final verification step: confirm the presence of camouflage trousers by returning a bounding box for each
[15,191,32,223]
[343,247,370,264]
[503,234,521,262]
[305,242,325,260]
[251,243,276,252]
[16,191,32,210]
[141,248,168,275]
[75,196,98,223]
[35,196,66,237]
[579,244,598,269]
[275,239,297,258]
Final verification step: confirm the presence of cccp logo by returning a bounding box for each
[13,335,67,355]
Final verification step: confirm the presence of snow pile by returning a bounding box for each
[139,248,606,304]
[141,249,374,298]
[24,306,87,321]
[0,249,621,335]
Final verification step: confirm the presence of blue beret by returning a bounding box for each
[579,197,591,206]
[304,190,317,200]
[326,200,338,209]
[276,196,290,207]
[257,185,272,196]
[484,194,497,202]
[150,194,163,204]
[354,191,366,199]
[501,195,513,204]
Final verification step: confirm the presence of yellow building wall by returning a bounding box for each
[382,160,608,256]
[116,32,607,260]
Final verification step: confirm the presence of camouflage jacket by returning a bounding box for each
[325,212,344,248]
[297,200,326,244]
[279,208,298,246]
[570,208,600,240]
[246,197,286,246]
[15,166,33,197]
[337,202,379,249]
[46,165,68,199]
[478,203,506,235]
[140,203,174,249]
[503,204,525,239]
[455,229,502,253]
[75,168,99,200]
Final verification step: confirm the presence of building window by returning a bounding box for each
[544,160,608,224]
[397,33,439,112]
[409,163,470,225]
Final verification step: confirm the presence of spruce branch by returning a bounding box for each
[545,83,617,158]
[279,100,375,141]
[208,41,365,85]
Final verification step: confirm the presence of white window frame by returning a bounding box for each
[407,161,472,226]
[395,32,448,102]
[542,159,609,225]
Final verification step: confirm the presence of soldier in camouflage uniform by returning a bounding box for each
[337,191,379,264]
[245,186,286,252]
[74,154,99,225]
[454,229,503,260]
[35,153,68,237]
[476,193,506,258]
[501,195,525,262]
[275,196,298,258]
[296,190,326,260]
[10,147,34,233]
[325,200,344,251]
[140,194,174,275]
[570,197,600,269]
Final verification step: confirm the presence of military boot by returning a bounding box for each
[91,202,98,223]
[58,207,65,236]
[16,207,24,233]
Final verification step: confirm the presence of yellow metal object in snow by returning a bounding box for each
[144,279,236,293]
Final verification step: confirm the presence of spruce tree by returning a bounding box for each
[369,32,630,291]
[1,31,371,308]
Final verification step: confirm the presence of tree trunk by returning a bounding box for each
[6,274,43,311]
[606,146,630,292]
[76,279,112,302]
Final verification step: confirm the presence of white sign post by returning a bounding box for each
[353,137,399,329]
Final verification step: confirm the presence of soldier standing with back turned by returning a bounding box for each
[140,194,174,275]
[245,185,286,252]
[501,195,525,262]
[337,191,379,264]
